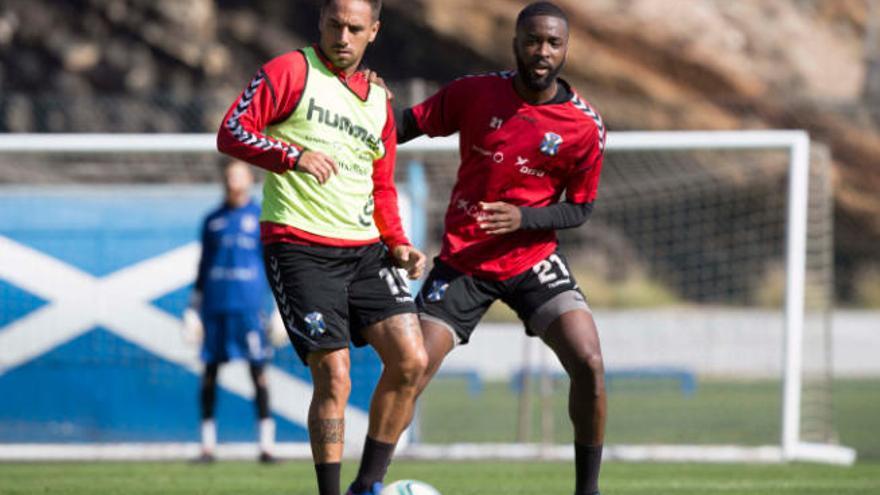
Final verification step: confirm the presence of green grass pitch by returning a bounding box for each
[1,460,878,494]
[418,378,880,459]
[1,379,876,494]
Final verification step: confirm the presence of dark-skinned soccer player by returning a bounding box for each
[397,3,607,494]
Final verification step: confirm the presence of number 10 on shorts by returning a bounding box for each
[379,267,412,300]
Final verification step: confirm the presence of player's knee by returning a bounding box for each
[201,374,217,389]
[251,368,268,388]
[392,348,429,389]
[405,348,430,386]
[202,363,219,385]
[570,349,605,389]
[254,375,269,393]
[415,361,436,396]
[312,360,352,400]
[323,369,352,402]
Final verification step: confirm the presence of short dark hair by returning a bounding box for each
[516,1,568,29]
[322,0,383,21]
[217,156,239,174]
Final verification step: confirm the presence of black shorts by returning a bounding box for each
[417,251,588,345]
[264,242,416,364]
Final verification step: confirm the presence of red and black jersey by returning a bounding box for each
[410,72,606,280]
[217,46,410,249]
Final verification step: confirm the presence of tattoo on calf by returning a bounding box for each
[309,418,345,444]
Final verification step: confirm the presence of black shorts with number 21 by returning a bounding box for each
[417,250,587,344]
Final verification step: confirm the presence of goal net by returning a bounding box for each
[399,131,853,465]
[0,131,854,465]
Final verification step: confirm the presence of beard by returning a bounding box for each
[515,52,563,92]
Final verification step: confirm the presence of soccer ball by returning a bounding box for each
[380,480,441,495]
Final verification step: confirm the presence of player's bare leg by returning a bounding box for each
[541,309,606,495]
[347,313,427,494]
[363,313,428,441]
[307,348,352,495]
[415,318,457,395]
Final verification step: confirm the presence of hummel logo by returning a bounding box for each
[490,117,503,130]
[516,156,529,166]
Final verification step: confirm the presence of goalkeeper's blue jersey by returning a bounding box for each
[195,200,268,314]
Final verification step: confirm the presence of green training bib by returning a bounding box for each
[261,46,388,240]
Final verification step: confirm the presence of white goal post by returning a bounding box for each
[0,131,856,465]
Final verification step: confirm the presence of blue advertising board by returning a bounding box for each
[0,184,414,444]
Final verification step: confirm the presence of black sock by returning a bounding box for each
[250,364,270,419]
[315,462,341,495]
[200,363,219,419]
[351,436,396,491]
[574,442,603,495]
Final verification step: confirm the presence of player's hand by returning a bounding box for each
[296,150,339,184]
[189,290,203,312]
[181,290,204,345]
[392,244,427,280]
[365,69,394,101]
[479,201,522,235]
[181,307,204,346]
[267,308,289,348]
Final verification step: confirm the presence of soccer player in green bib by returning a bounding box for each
[217,1,427,494]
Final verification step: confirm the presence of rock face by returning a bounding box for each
[388,0,880,291]
[0,0,878,289]
[391,0,880,252]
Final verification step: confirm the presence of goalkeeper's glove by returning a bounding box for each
[267,308,288,348]
[181,291,204,346]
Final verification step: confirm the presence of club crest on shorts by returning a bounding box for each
[426,280,449,302]
[540,132,563,157]
[304,312,326,338]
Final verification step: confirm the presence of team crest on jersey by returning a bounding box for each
[304,312,326,338]
[241,215,258,233]
[426,280,449,302]
[540,132,564,157]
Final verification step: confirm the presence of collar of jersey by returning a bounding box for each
[312,44,371,102]
[509,75,574,106]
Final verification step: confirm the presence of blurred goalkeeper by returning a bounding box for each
[185,158,278,464]
[397,2,606,494]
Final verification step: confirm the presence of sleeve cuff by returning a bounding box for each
[289,146,305,171]
[383,235,412,250]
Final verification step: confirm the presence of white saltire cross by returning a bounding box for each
[0,236,370,442]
